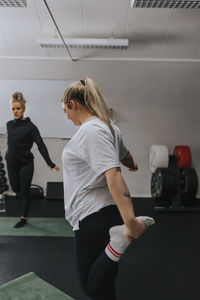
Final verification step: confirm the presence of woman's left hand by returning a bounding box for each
[125,218,147,241]
[49,165,60,171]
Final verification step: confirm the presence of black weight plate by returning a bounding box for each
[180,168,198,206]
[0,170,6,176]
[155,168,176,198]
[0,162,4,169]
[151,173,157,199]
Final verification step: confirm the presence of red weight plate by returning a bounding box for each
[173,145,191,168]
[184,147,192,168]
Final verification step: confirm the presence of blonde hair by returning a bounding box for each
[61,78,113,134]
[12,92,26,110]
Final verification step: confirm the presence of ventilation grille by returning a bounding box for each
[0,0,26,7]
[132,0,200,8]
[37,38,129,50]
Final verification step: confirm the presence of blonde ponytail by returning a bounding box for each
[61,78,114,135]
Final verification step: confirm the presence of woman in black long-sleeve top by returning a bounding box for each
[6,92,59,228]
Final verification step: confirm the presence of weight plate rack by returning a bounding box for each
[150,145,200,212]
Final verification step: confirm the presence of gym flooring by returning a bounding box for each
[0,196,200,300]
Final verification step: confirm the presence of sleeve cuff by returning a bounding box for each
[95,163,120,176]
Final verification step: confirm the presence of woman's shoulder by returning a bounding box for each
[81,118,114,143]
[22,117,36,129]
[26,118,36,128]
[7,119,13,125]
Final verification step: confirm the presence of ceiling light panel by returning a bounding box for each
[0,0,26,7]
[37,38,129,49]
[131,0,200,8]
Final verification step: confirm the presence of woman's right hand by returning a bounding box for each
[128,160,138,172]
[125,218,147,241]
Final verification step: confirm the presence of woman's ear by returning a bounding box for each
[70,99,78,110]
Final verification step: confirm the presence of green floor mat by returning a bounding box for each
[0,272,75,300]
[0,217,74,237]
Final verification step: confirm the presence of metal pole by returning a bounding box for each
[42,0,76,62]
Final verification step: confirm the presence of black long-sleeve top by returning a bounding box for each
[6,117,55,169]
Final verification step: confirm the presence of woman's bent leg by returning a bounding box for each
[75,205,123,300]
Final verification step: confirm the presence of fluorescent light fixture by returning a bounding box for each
[0,0,26,7]
[37,38,129,49]
[130,0,200,8]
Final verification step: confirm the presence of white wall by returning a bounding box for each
[0,80,77,138]
[0,60,200,197]
[102,62,200,197]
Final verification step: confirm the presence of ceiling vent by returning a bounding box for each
[37,38,129,49]
[0,0,26,7]
[131,0,200,8]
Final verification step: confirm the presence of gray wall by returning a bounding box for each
[0,60,200,197]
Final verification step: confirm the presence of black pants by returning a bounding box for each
[7,161,34,217]
[74,205,123,300]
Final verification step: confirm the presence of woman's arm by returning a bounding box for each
[120,151,138,171]
[32,125,59,170]
[104,167,146,240]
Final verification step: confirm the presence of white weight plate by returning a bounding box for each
[150,145,169,173]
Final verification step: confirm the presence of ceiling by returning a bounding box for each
[0,0,200,64]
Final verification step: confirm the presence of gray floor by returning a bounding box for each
[0,196,200,300]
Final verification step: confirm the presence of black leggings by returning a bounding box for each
[7,161,34,217]
[74,205,123,300]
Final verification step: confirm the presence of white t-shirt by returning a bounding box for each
[62,117,128,230]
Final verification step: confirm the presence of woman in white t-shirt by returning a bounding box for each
[61,78,155,300]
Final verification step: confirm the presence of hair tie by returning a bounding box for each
[80,79,85,86]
